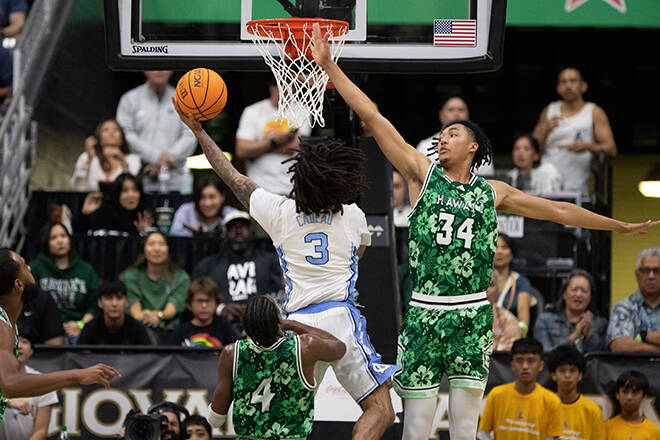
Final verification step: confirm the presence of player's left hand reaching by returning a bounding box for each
[619,219,660,235]
[310,23,332,69]
[172,97,202,134]
[78,364,121,388]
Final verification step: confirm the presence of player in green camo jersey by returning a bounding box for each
[310,23,660,440]
[207,295,346,439]
[0,305,17,421]
[0,249,119,422]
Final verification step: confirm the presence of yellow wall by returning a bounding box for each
[610,154,660,307]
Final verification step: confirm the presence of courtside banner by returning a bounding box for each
[28,348,660,439]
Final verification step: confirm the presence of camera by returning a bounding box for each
[123,410,167,440]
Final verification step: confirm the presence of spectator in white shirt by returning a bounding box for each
[70,119,141,191]
[235,77,312,195]
[116,71,197,193]
[507,134,563,194]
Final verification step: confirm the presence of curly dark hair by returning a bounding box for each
[285,139,368,215]
[437,120,493,171]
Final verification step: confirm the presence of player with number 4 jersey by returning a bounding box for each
[208,295,346,439]
[174,100,400,439]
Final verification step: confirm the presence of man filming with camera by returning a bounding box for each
[122,401,189,440]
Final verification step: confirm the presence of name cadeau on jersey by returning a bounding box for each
[295,213,333,227]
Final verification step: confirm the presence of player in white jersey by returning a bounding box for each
[173,101,399,440]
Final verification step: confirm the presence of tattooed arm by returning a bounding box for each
[172,98,259,209]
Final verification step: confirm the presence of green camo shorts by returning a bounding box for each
[393,302,493,398]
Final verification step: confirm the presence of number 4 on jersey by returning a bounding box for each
[251,377,275,412]
[435,213,474,249]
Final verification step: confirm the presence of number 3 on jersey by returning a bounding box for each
[435,213,474,249]
[304,232,329,265]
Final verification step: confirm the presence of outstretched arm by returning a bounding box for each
[209,344,234,423]
[490,180,659,234]
[310,24,430,194]
[0,326,119,398]
[172,98,259,209]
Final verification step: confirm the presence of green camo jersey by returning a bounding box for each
[408,164,498,296]
[0,306,18,422]
[233,335,315,439]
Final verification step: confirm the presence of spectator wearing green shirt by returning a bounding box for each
[29,222,99,343]
[121,231,190,342]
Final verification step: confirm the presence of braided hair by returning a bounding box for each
[243,295,282,348]
[285,139,368,215]
[437,120,493,171]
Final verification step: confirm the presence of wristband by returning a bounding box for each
[518,321,529,333]
[269,138,277,149]
[636,334,643,342]
[216,303,226,316]
[77,320,85,330]
[207,404,227,428]
[639,331,648,342]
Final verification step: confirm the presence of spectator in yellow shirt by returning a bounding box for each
[605,371,660,440]
[478,337,563,439]
[547,345,604,439]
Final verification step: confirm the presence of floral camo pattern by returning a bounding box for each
[394,167,498,398]
[394,304,494,397]
[0,307,17,422]
[233,336,314,440]
[407,165,498,296]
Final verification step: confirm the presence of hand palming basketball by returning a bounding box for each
[172,97,202,134]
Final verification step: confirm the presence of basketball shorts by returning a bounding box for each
[393,292,493,399]
[288,301,400,403]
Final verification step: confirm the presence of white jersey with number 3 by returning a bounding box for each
[249,188,372,313]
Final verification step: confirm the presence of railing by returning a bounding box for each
[0,0,74,250]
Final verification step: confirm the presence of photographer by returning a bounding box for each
[121,401,189,440]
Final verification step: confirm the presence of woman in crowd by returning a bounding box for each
[70,119,141,191]
[492,234,536,334]
[534,269,607,352]
[29,222,100,341]
[121,231,190,342]
[507,134,563,194]
[169,177,236,237]
[77,173,154,235]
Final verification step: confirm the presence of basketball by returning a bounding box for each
[175,68,227,121]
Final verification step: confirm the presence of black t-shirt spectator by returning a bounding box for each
[18,288,65,344]
[78,312,152,345]
[169,316,240,347]
[192,247,283,304]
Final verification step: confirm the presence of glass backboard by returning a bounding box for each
[104,0,506,73]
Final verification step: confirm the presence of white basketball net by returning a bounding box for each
[248,20,348,128]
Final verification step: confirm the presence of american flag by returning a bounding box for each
[433,19,477,47]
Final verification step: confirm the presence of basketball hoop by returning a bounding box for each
[246,18,349,128]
